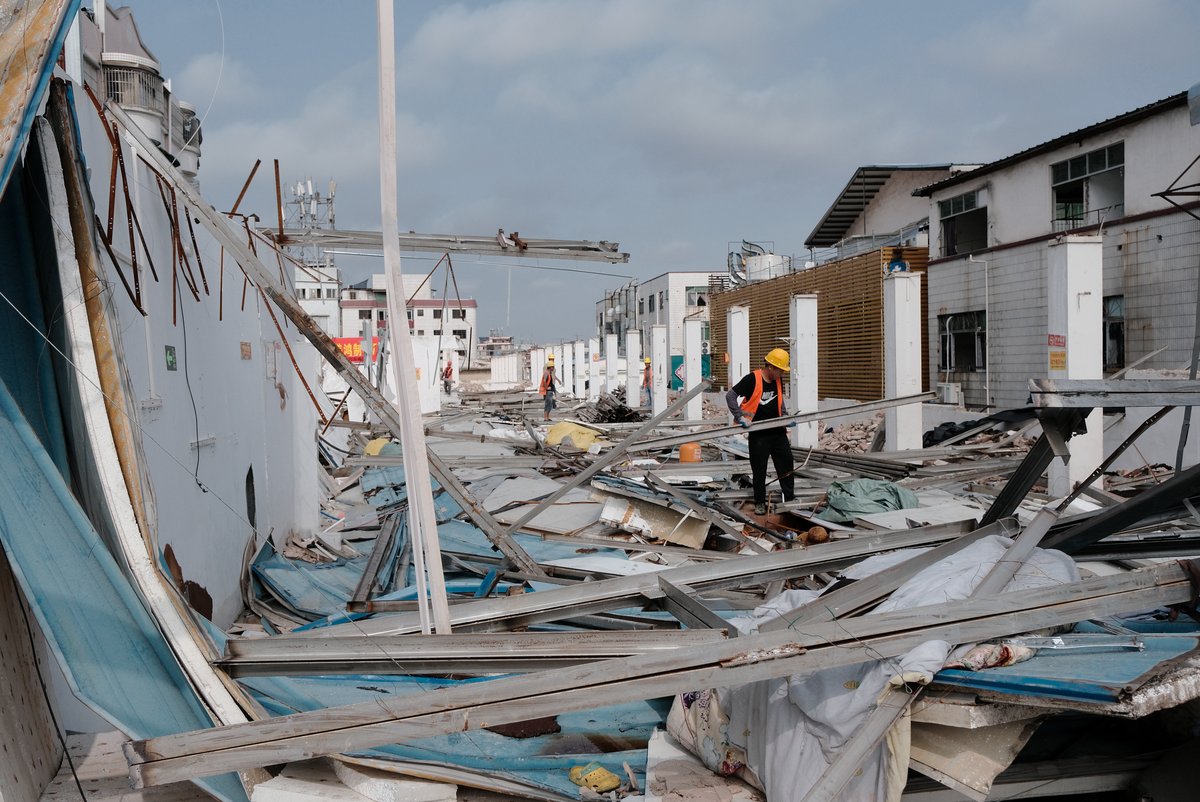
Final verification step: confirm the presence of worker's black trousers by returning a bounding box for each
[748,429,794,505]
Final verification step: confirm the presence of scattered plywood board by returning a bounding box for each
[909,717,1044,802]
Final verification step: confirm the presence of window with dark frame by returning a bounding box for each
[1104,295,1125,373]
[938,190,987,257]
[1051,142,1125,231]
[938,311,987,372]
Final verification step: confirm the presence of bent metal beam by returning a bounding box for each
[126,563,1193,787]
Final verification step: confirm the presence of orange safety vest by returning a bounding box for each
[539,369,555,396]
[739,369,772,418]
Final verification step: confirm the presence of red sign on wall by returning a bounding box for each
[1047,334,1066,347]
[333,337,379,364]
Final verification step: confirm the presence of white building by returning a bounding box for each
[917,90,1200,410]
[340,274,479,369]
[294,262,342,337]
[635,271,721,357]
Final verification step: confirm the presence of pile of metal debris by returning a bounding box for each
[119,380,1200,801]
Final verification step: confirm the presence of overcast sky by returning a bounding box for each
[117,0,1200,343]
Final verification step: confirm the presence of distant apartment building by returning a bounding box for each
[595,272,721,359]
[294,263,342,337]
[339,274,479,368]
[916,90,1200,410]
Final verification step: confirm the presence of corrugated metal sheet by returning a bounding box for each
[0,0,80,197]
[710,246,929,400]
[0,375,245,801]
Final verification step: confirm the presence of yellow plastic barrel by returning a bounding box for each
[679,442,702,463]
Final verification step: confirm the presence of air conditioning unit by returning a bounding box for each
[700,340,711,356]
[936,382,962,405]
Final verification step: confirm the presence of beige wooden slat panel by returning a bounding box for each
[711,247,929,400]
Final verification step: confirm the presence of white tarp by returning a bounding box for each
[669,534,1079,801]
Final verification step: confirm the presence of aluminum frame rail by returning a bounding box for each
[1031,378,1200,408]
[100,100,544,579]
[623,392,935,453]
[286,520,978,638]
[217,630,729,677]
[275,228,629,264]
[126,562,1194,787]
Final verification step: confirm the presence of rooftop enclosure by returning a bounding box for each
[710,246,929,398]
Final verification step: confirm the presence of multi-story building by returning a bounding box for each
[636,271,722,356]
[294,262,342,337]
[916,90,1200,410]
[339,274,479,369]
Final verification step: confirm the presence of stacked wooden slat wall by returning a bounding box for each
[710,247,929,400]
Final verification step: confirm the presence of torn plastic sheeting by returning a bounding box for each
[234,667,669,799]
[816,478,920,524]
[544,420,604,450]
[670,535,1079,802]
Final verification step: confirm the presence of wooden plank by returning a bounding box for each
[126,564,1190,787]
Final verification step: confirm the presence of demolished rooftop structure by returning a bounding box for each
[5,4,1200,802]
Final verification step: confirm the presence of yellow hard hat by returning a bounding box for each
[546,353,555,361]
[644,357,651,363]
[765,348,790,372]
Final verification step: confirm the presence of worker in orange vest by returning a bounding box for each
[726,348,794,515]
[538,354,558,421]
[641,357,652,407]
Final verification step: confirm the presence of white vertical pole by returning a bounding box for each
[560,344,574,398]
[376,0,450,634]
[587,337,601,401]
[529,348,542,384]
[1047,235,1104,497]
[625,329,641,406]
[884,272,923,451]
[573,340,586,399]
[604,333,619,395]
[684,317,704,422]
[790,294,819,448]
[651,324,668,417]
[726,305,750,392]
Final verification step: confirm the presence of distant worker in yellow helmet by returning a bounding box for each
[725,348,795,515]
[539,353,558,421]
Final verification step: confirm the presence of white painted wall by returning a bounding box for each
[790,295,819,447]
[1046,236,1103,497]
[684,317,704,421]
[651,325,668,417]
[884,272,923,450]
[844,169,953,240]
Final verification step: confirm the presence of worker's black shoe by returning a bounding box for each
[754,502,767,515]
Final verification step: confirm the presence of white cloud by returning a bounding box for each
[172,52,259,114]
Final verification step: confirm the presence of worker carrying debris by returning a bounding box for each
[727,348,795,515]
[539,354,559,421]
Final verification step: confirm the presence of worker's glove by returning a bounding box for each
[785,420,798,428]
[737,417,751,429]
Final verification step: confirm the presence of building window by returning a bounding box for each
[938,189,988,257]
[433,309,444,319]
[648,296,655,313]
[1051,142,1124,231]
[452,309,466,319]
[433,329,442,336]
[325,288,337,299]
[377,310,386,321]
[938,311,986,372]
[358,310,372,320]
[406,309,413,320]
[686,286,707,307]
[452,329,467,338]
[1104,295,1125,373]
[417,330,425,336]
[417,309,425,316]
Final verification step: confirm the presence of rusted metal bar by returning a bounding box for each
[258,289,327,425]
[184,206,210,294]
[229,158,260,217]
[92,215,146,316]
[274,158,284,241]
